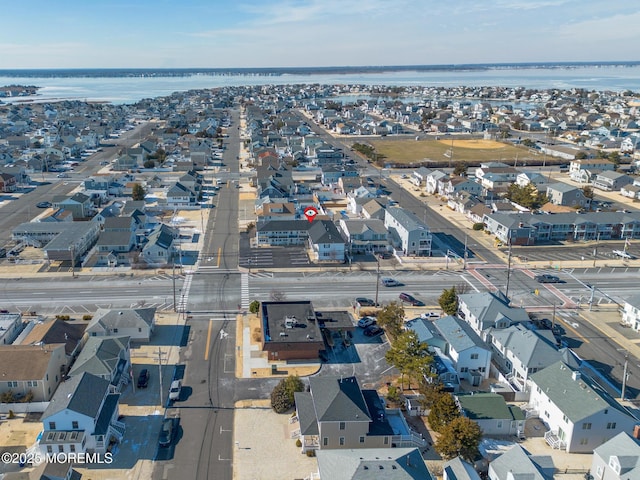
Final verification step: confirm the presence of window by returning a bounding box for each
[49,422,56,430]
[562,414,568,423]
[359,436,365,443]
[339,422,345,430]
[582,423,592,430]
[7,381,17,387]
[580,438,589,445]
[70,445,76,453]
[339,437,345,446]
[460,367,469,373]
[46,446,53,454]
[384,437,389,445]
[138,327,142,333]
[323,437,328,446]
[606,422,617,430]
[112,328,118,333]
[470,353,479,360]
[496,420,503,428]
[72,421,79,429]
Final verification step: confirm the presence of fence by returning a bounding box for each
[0,401,49,414]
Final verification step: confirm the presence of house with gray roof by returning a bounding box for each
[67,336,131,392]
[528,362,637,453]
[488,444,554,480]
[593,170,634,192]
[142,224,178,265]
[85,307,155,342]
[361,198,386,220]
[38,372,125,455]
[443,457,481,480]
[546,182,591,208]
[457,291,530,341]
[591,432,640,480]
[12,221,101,263]
[621,294,640,332]
[489,324,574,392]
[338,218,389,254]
[456,392,525,437]
[384,206,432,256]
[315,448,434,480]
[308,220,345,262]
[293,376,409,453]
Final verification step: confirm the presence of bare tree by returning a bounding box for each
[270,290,287,302]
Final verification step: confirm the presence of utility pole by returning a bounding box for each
[158,347,164,407]
[70,245,75,278]
[505,242,512,297]
[621,352,629,401]
[588,284,596,311]
[463,234,468,270]
[551,301,556,330]
[172,260,177,313]
[374,256,381,306]
[592,231,600,268]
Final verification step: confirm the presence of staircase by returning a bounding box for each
[109,420,126,442]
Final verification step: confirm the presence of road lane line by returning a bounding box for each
[217,247,222,268]
[204,318,214,361]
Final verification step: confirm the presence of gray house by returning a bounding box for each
[67,335,131,392]
[591,432,640,480]
[85,307,156,342]
[488,444,554,480]
[546,182,591,208]
[593,171,634,192]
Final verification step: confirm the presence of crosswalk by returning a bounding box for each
[176,271,194,312]
[241,273,250,308]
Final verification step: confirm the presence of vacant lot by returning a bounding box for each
[370,138,544,164]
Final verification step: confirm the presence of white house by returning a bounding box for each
[38,372,125,455]
[528,362,637,453]
[383,206,432,256]
[621,294,640,331]
[85,307,156,342]
[307,220,345,262]
[591,432,640,480]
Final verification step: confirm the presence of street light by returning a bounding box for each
[374,255,381,306]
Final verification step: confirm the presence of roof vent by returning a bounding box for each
[572,371,581,382]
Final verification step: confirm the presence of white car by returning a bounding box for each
[420,312,440,319]
[169,380,182,401]
[613,250,634,259]
[357,316,376,328]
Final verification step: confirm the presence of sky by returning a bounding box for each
[1,0,639,69]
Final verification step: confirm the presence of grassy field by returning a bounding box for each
[369,138,545,164]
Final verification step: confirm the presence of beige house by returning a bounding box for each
[0,344,67,402]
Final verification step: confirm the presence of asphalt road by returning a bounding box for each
[155,109,241,480]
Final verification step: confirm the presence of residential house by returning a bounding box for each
[315,448,434,480]
[259,301,323,361]
[0,344,66,402]
[338,219,389,254]
[308,221,346,262]
[38,372,125,455]
[426,170,448,195]
[443,457,481,480]
[0,313,23,345]
[94,216,137,267]
[142,224,178,265]
[488,444,554,480]
[528,362,637,453]
[439,177,483,197]
[292,376,395,452]
[384,206,432,256]
[256,202,297,222]
[591,432,640,480]
[456,392,525,437]
[593,171,634,192]
[0,172,17,192]
[411,167,433,187]
[21,318,85,362]
[85,307,156,343]
[67,336,131,393]
[621,184,640,200]
[516,171,551,189]
[546,182,591,208]
[621,294,640,332]
[569,158,615,176]
[256,220,311,246]
[361,198,386,220]
[11,222,100,263]
[165,182,197,208]
[458,291,530,341]
[321,164,359,186]
[490,324,574,392]
[54,192,94,220]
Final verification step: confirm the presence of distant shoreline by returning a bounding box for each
[1,61,639,78]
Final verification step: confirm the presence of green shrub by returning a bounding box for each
[295,439,302,448]
[472,222,485,231]
[82,315,93,321]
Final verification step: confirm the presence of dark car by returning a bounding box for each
[158,417,174,447]
[363,325,383,337]
[355,297,378,307]
[535,274,561,283]
[377,252,392,260]
[398,293,425,306]
[137,369,149,388]
[36,201,52,208]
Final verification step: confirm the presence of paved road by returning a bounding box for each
[155,109,241,480]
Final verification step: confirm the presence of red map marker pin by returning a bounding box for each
[304,206,318,223]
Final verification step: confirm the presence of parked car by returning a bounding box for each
[357,316,376,328]
[399,293,425,306]
[36,201,52,208]
[613,250,635,259]
[158,417,174,447]
[137,369,149,388]
[377,252,392,260]
[420,311,440,319]
[355,297,378,307]
[534,274,561,283]
[380,277,401,287]
[169,379,182,401]
[56,173,68,178]
[363,325,383,337]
